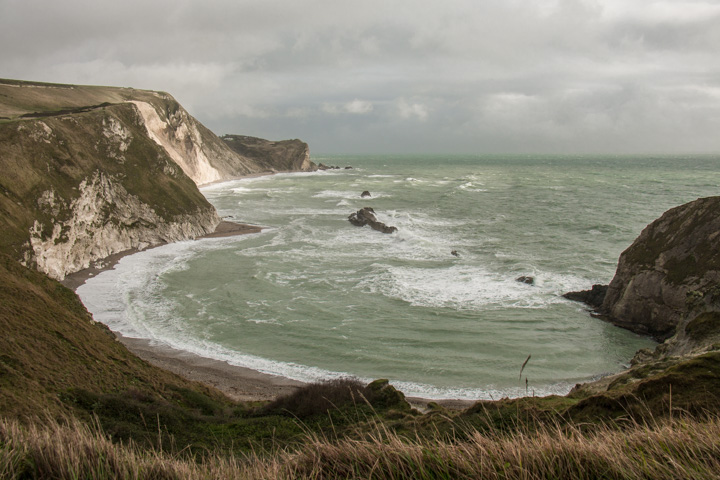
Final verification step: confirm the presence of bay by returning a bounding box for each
[78,154,720,399]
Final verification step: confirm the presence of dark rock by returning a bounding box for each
[318,163,342,170]
[361,191,371,198]
[345,166,353,169]
[516,276,534,285]
[563,284,608,309]
[451,250,459,257]
[348,207,398,234]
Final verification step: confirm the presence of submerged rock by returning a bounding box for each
[348,207,397,234]
[516,276,534,285]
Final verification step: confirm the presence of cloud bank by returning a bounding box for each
[2,0,719,154]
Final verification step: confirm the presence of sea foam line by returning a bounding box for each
[76,234,576,401]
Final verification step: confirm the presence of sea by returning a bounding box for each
[77,154,720,400]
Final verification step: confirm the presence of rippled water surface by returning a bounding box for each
[78,154,720,399]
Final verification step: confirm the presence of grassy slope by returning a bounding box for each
[0,254,226,417]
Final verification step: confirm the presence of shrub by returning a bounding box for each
[261,378,404,418]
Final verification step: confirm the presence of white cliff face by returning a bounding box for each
[6,89,311,282]
[101,116,132,162]
[130,101,223,185]
[29,171,219,280]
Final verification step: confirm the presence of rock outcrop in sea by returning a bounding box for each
[348,207,398,234]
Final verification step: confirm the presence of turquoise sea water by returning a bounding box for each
[78,154,720,399]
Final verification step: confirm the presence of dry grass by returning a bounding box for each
[3,413,720,479]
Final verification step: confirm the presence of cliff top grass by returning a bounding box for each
[0,78,167,121]
[4,409,720,479]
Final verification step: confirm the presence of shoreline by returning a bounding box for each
[63,218,473,409]
[62,220,314,403]
[60,221,263,291]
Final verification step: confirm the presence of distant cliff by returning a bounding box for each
[222,135,313,173]
[0,79,315,280]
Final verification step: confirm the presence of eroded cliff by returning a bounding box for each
[602,196,720,343]
[0,78,315,280]
[0,101,220,280]
[222,135,313,173]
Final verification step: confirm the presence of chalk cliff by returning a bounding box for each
[0,79,314,280]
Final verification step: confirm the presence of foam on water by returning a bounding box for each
[79,248,585,399]
[77,155,718,400]
[78,235,260,338]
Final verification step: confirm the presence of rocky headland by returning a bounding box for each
[566,196,720,346]
[561,196,720,417]
[0,78,316,281]
[221,134,312,173]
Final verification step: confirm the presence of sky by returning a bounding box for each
[2,0,720,154]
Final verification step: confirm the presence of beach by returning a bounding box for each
[63,218,473,410]
[62,220,307,403]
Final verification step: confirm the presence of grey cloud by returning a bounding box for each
[1,0,719,153]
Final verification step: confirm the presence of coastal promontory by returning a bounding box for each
[602,196,720,343]
[0,78,316,280]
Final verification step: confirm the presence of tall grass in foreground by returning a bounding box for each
[2,415,720,479]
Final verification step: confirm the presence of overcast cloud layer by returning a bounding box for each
[2,0,719,154]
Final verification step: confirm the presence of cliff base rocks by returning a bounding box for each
[563,284,607,310]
